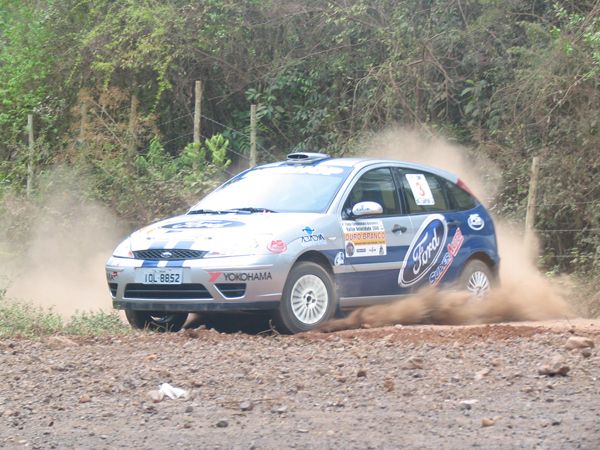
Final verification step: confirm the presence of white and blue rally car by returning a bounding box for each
[106,152,499,333]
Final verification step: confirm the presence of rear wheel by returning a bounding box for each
[458,259,493,297]
[273,261,336,334]
[125,310,188,332]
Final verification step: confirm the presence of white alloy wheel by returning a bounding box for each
[274,261,337,334]
[465,270,491,297]
[459,259,494,299]
[290,274,329,324]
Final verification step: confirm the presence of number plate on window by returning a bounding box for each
[135,268,183,285]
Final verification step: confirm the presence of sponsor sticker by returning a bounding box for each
[107,271,119,281]
[398,214,448,287]
[334,251,345,266]
[405,174,435,206]
[342,220,387,257]
[208,271,273,282]
[300,226,326,246]
[467,213,485,231]
[429,227,464,286]
[267,239,287,254]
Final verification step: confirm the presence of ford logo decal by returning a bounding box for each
[160,251,173,258]
[398,214,448,287]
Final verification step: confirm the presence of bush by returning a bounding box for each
[65,310,130,336]
[0,290,130,337]
[0,293,64,338]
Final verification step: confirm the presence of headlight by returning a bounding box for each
[204,237,263,258]
[112,238,133,258]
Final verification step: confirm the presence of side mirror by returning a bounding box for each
[352,201,383,217]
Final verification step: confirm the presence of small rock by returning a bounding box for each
[538,355,570,377]
[46,336,78,350]
[272,405,288,414]
[78,394,91,404]
[565,336,594,350]
[147,390,165,403]
[356,369,367,378]
[336,376,347,383]
[183,421,192,429]
[146,354,158,361]
[481,417,496,427]
[216,419,229,428]
[581,348,592,358]
[459,399,478,410]
[474,368,491,381]
[451,374,461,382]
[383,378,395,392]
[185,406,193,413]
[239,401,253,412]
[402,356,423,370]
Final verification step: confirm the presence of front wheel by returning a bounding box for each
[125,310,188,332]
[458,259,494,298]
[272,261,337,334]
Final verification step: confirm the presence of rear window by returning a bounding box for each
[444,180,478,210]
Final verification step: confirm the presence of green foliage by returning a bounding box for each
[0,294,64,338]
[0,292,131,337]
[65,310,130,336]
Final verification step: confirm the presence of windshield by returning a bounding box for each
[190,165,352,213]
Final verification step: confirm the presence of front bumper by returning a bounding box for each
[106,254,290,313]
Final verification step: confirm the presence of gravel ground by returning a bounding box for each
[1,321,599,450]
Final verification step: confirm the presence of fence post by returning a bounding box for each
[524,156,540,252]
[194,80,202,145]
[26,114,34,198]
[250,104,257,167]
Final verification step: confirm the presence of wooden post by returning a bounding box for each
[26,114,34,198]
[250,104,257,167]
[193,80,202,145]
[128,93,138,157]
[79,100,87,143]
[524,156,540,252]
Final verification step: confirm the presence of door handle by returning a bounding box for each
[392,224,407,233]
[447,220,461,227]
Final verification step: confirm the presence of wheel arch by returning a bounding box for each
[294,250,334,276]
[466,251,499,280]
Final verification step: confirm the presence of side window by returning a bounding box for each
[343,168,400,216]
[444,180,478,210]
[396,169,449,214]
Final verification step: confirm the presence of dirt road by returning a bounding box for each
[1,320,599,449]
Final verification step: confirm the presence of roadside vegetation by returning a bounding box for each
[0,1,598,316]
[0,289,130,338]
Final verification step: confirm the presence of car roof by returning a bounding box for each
[259,155,459,183]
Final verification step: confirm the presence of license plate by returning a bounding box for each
[136,268,183,285]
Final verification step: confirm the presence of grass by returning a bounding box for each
[0,289,131,338]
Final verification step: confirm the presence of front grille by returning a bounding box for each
[133,249,207,260]
[215,283,246,298]
[108,283,117,297]
[124,283,212,300]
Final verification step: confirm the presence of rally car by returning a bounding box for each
[106,152,499,333]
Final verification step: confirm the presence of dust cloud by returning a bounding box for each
[0,168,126,317]
[318,127,573,331]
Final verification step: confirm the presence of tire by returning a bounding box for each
[125,310,188,332]
[458,259,494,298]
[272,261,337,334]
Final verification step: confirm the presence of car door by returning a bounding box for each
[393,167,467,289]
[336,166,415,306]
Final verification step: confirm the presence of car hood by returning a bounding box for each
[128,212,331,253]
